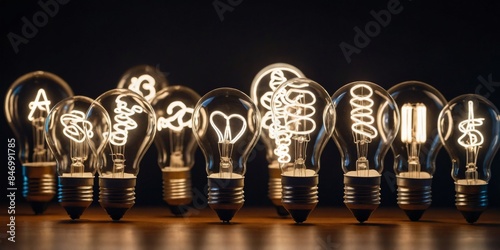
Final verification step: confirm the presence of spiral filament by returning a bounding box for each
[210,111,247,177]
[61,110,94,176]
[28,88,52,162]
[272,83,316,176]
[109,94,144,177]
[349,84,378,174]
[458,101,484,184]
[129,74,156,102]
[259,69,288,133]
[401,103,426,177]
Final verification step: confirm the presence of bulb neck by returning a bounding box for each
[22,163,57,214]
[281,175,318,223]
[58,176,94,220]
[343,174,380,223]
[207,177,244,223]
[99,177,136,221]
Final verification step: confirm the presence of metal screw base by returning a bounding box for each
[282,175,318,224]
[455,183,488,224]
[208,177,244,223]
[397,177,432,221]
[58,177,94,220]
[22,163,57,214]
[344,175,381,223]
[99,177,136,221]
[162,169,192,216]
[268,167,288,217]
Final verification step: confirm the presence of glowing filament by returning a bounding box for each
[401,103,426,143]
[350,84,378,141]
[210,111,247,177]
[28,88,52,162]
[157,101,194,132]
[28,88,51,121]
[401,103,427,177]
[108,95,143,177]
[129,74,156,102]
[349,84,377,175]
[458,101,484,183]
[109,94,144,146]
[272,83,316,176]
[157,101,194,167]
[61,110,94,143]
[60,110,94,176]
[259,69,288,132]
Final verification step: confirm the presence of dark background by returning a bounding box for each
[1,0,499,210]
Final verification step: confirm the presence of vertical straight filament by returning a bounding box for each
[401,103,427,177]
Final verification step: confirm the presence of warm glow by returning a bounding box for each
[259,69,290,131]
[209,111,247,144]
[28,88,51,121]
[109,94,144,146]
[458,101,484,148]
[129,74,156,102]
[157,101,194,132]
[401,103,426,143]
[61,110,94,143]
[350,84,378,140]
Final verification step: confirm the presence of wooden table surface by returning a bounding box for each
[2,203,500,250]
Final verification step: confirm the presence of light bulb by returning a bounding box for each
[270,78,335,223]
[388,81,447,221]
[4,71,74,214]
[250,63,306,217]
[95,88,156,220]
[192,87,261,222]
[331,81,399,223]
[45,96,111,219]
[151,85,201,216]
[438,94,500,223]
[117,64,169,103]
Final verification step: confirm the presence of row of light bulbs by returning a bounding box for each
[5,63,499,224]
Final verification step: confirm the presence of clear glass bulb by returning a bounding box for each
[270,78,335,223]
[438,94,500,223]
[4,71,73,214]
[331,81,399,223]
[95,88,156,220]
[117,64,169,103]
[151,85,201,215]
[250,62,305,216]
[388,81,447,221]
[44,96,111,219]
[192,87,261,222]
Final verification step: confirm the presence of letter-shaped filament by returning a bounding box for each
[458,101,484,184]
[157,101,194,168]
[28,88,52,162]
[61,110,94,176]
[210,111,247,178]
